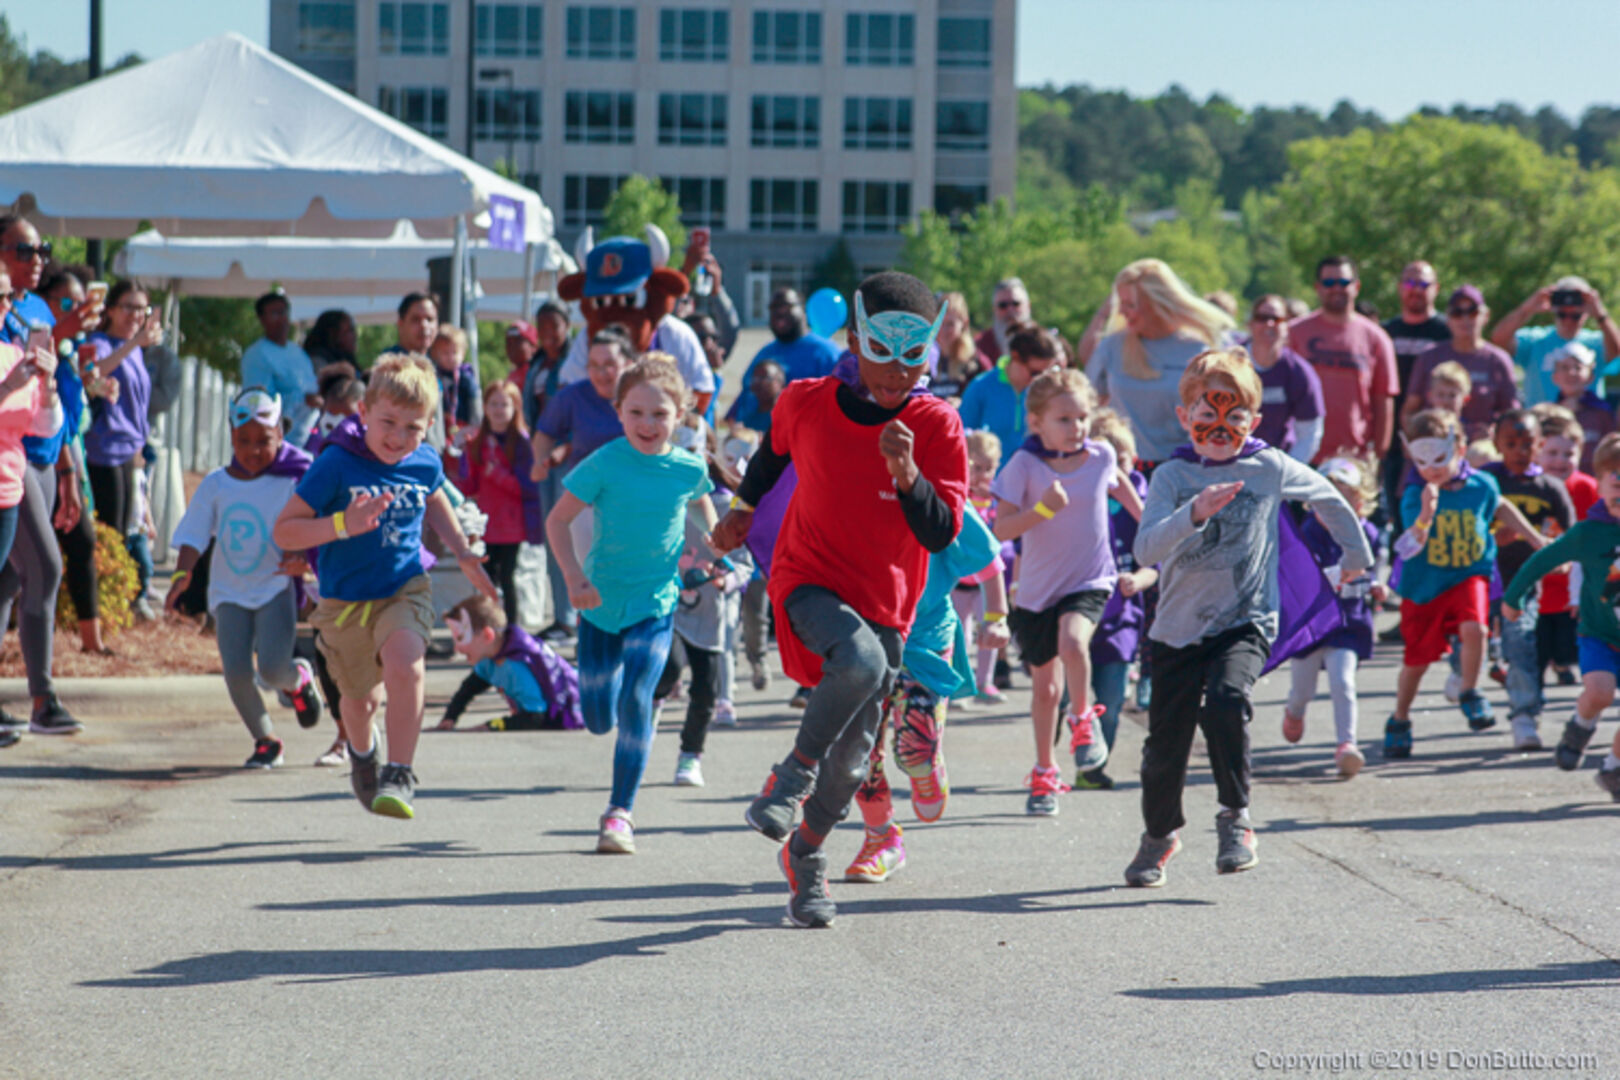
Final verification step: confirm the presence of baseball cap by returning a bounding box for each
[1447,284,1485,310]
[507,320,539,346]
[583,237,653,297]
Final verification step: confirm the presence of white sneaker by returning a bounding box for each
[315,743,348,767]
[713,699,737,727]
[1510,713,1542,750]
[674,752,705,787]
[1443,673,1463,704]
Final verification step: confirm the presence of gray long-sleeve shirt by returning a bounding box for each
[1134,447,1374,649]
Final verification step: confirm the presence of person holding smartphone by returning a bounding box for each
[680,227,740,360]
[1491,275,1620,406]
[82,282,158,550]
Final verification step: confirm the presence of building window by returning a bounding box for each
[749,179,818,232]
[659,8,728,61]
[297,2,355,55]
[659,176,727,229]
[564,174,629,227]
[843,97,912,151]
[377,86,449,138]
[936,100,990,151]
[845,13,913,67]
[378,3,449,56]
[934,184,987,219]
[566,6,636,59]
[476,4,543,57]
[564,91,635,143]
[938,17,990,68]
[842,181,911,233]
[751,11,821,64]
[520,172,542,193]
[475,88,542,142]
[657,93,726,146]
[750,95,819,149]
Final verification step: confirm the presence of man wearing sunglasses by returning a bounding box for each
[1490,275,1620,406]
[1403,285,1518,443]
[1289,255,1398,463]
[973,277,1031,367]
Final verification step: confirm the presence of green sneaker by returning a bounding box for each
[371,763,417,819]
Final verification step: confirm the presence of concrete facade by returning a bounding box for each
[269,0,1015,321]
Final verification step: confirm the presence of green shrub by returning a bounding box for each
[56,522,139,635]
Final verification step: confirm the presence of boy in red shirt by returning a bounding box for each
[712,272,968,928]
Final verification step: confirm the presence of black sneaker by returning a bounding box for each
[788,686,812,710]
[0,728,19,749]
[349,748,380,809]
[1556,666,1579,687]
[779,841,835,928]
[371,763,417,819]
[1215,809,1259,874]
[29,695,82,735]
[993,657,1013,691]
[0,705,25,731]
[746,758,818,840]
[1554,718,1596,771]
[288,659,324,729]
[244,737,284,769]
[540,621,576,644]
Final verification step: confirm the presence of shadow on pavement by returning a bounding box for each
[257,879,781,912]
[1264,801,1609,834]
[1120,960,1620,1000]
[0,839,504,873]
[235,785,573,805]
[0,763,235,784]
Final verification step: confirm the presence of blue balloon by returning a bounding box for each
[805,288,848,339]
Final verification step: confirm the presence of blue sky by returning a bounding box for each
[7,0,1620,120]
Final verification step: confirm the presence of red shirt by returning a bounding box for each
[459,433,528,545]
[1541,470,1598,614]
[766,377,968,685]
[1289,311,1397,460]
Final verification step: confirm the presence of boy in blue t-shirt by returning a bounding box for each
[1388,409,1545,758]
[274,354,497,819]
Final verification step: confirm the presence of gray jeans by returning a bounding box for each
[216,589,300,740]
[782,585,902,836]
[0,462,62,698]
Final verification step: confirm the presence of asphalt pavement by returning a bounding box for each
[1,620,1616,1079]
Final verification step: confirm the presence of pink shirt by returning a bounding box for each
[1289,311,1398,460]
[0,344,51,508]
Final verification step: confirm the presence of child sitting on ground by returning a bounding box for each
[273,354,498,819]
[438,593,581,731]
[167,388,324,768]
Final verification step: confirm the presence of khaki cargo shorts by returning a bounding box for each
[310,575,435,701]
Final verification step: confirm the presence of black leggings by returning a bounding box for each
[88,458,139,535]
[56,497,99,621]
[485,541,522,629]
[654,633,723,754]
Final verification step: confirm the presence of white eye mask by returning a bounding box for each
[1406,436,1458,472]
[444,611,475,647]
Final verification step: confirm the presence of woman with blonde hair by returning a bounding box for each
[1083,258,1234,465]
[931,291,989,400]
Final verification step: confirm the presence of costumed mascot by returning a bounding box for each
[556,224,714,416]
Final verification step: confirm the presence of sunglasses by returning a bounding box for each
[1447,306,1480,317]
[9,242,51,262]
[1250,312,1284,324]
[1555,308,1584,320]
[1401,278,1436,289]
[995,299,1023,310]
[0,291,13,303]
[1318,277,1355,289]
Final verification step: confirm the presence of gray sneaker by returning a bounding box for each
[371,763,417,819]
[746,758,818,841]
[779,842,835,928]
[1215,809,1258,874]
[1555,718,1596,771]
[1596,767,1620,803]
[1124,831,1181,887]
[1510,712,1542,751]
[349,749,379,810]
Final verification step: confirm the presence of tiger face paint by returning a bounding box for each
[1187,388,1255,453]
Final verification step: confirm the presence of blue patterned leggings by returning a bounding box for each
[577,613,675,812]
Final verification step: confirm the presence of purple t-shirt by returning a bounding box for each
[1408,341,1518,442]
[83,332,152,467]
[991,440,1118,613]
[1092,469,1150,666]
[1252,348,1324,453]
[535,379,623,474]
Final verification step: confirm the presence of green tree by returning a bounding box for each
[808,237,858,298]
[601,175,686,260]
[1272,116,1620,318]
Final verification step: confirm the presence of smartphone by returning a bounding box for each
[24,325,50,366]
[85,281,108,307]
[690,226,711,251]
[1551,288,1584,309]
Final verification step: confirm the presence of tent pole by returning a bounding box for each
[521,241,535,320]
[449,217,466,328]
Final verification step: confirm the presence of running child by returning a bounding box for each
[845,502,1007,883]
[545,355,717,855]
[991,367,1142,815]
[1503,431,1620,799]
[1127,348,1372,887]
[1281,454,1386,778]
[710,271,967,929]
[458,380,541,629]
[1482,408,1574,750]
[1080,408,1155,790]
[1385,409,1545,758]
[273,353,498,819]
[1532,407,1597,684]
[438,593,581,731]
[167,389,324,768]
[952,428,1008,706]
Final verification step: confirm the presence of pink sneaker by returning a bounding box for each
[1068,704,1108,772]
[596,808,635,854]
[1335,742,1364,779]
[844,824,906,882]
[1282,709,1305,744]
[908,761,949,823]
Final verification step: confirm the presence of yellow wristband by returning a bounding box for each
[1033,502,1056,520]
[332,511,348,540]
[982,611,1007,624]
[729,495,754,512]
[171,569,190,586]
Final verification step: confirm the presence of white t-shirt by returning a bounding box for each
[558,315,716,396]
[170,468,300,612]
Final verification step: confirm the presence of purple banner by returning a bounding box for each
[486,193,525,253]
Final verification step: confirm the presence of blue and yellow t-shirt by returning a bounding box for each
[1398,471,1500,605]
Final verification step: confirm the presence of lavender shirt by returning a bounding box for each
[83,332,152,467]
[991,440,1118,613]
[1252,347,1324,453]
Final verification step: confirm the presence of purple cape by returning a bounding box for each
[497,626,583,730]
[1168,439,1344,675]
